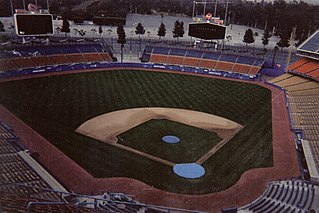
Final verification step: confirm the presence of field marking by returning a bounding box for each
[112,143,175,167]
[196,125,244,165]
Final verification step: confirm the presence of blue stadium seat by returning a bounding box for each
[202,51,221,60]
[254,58,265,67]
[219,54,238,63]
[236,56,256,65]
[58,45,81,54]
[42,46,63,55]
[152,47,170,55]
[169,48,187,56]
[186,49,203,58]
[78,44,99,53]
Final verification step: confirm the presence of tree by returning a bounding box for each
[0,21,5,32]
[243,28,255,46]
[262,29,272,48]
[78,30,86,37]
[277,35,290,50]
[91,28,97,38]
[172,20,184,42]
[135,23,145,53]
[135,23,145,39]
[60,18,70,37]
[117,24,126,63]
[157,22,166,40]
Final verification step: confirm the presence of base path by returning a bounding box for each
[0,68,300,213]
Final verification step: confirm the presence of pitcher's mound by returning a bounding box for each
[173,163,205,179]
[162,135,180,144]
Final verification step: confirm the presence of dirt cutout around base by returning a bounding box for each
[76,107,243,166]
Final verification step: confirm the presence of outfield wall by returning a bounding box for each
[0,62,259,81]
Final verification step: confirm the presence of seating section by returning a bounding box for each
[31,56,55,67]
[271,72,319,178]
[0,192,95,213]
[288,58,319,81]
[0,122,60,202]
[142,46,264,77]
[66,54,88,64]
[289,90,319,167]
[0,43,113,72]
[239,180,318,213]
[150,54,167,64]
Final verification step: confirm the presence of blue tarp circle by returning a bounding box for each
[173,163,205,179]
[162,135,180,144]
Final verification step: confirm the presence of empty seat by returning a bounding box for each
[182,58,199,67]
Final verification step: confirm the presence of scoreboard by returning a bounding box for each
[188,22,226,40]
[14,14,54,36]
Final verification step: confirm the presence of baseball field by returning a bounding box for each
[0,69,273,195]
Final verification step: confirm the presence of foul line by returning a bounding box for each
[196,125,244,165]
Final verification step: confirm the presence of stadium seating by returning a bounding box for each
[99,53,112,61]
[169,48,187,56]
[152,46,170,55]
[202,51,221,60]
[272,75,310,88]
[231,64,251,74]
[271,71,319,183]
[219,54,238,63]
[185,49,203,58]
[215,61,234,71]
[12,58,37,69]
[142,46,264,77]
[182,57,200,67]
[239,180,317,213]
[0,59,18,72]
[49,55,72,65]
[288,58,319,81]
[309,69,319,79]
[0,42,113,72]
[83,53,104,63]
[295,61,318,74]
[236,56,256,65]
[31,56,54,67]
[66,54,88,64]
[269,73,294,84]
[150,54,167,64]
[198,59,217,69]
[166,55,184,65]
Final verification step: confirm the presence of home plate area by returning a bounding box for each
[75,107,243,179]
[162,135,205,178]
[173,163,206,179]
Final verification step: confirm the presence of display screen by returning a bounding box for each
[189,22,226,40]
[14,14,54,36]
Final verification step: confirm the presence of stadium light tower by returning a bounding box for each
[203,0,207,16]
[214,0,218,17]
[286,26,297,72]
[10,0,14,16]
[192,0,234,23]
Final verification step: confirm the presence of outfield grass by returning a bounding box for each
[118,119,222,163]
[0,70,273,194]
